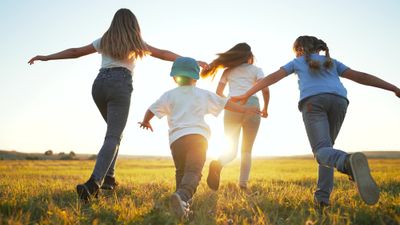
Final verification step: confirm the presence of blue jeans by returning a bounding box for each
[90,67,133,185]
[219,96,261,186]
[301,93,349,204]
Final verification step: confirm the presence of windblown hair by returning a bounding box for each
[293,35,333,71]
[201,43,254,79]
[100,8,148,60]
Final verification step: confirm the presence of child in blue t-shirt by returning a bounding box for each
[233,35,400,207]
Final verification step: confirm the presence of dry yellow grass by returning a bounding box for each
[0,158,399,224]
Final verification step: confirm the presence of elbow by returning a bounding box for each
[69,48,81,58]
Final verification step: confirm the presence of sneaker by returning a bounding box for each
[207,160,222,190]
[169,193,190,220]
[313,196,330,210]
[239,184,248,191]
[101,176,119,190]
[346,152,380,205]
[76,178,99,202]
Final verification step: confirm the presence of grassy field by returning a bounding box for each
[0,158,399,225]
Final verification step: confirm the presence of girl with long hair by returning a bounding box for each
[201,43,270,190]
[28,8,207,202]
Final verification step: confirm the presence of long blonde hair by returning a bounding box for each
[100,8,148,60]
[293,35,332,71]
[201,43,254,79]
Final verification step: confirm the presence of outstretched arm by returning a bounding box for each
[28,44,96,65]
[341,69,400,98]
[146,43,208,69]
[232,68,287,103]
[138,109,155,132]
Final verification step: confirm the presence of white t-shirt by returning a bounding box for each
[220,63,264,97]
[92,38,136,73]
[149,86,229,145]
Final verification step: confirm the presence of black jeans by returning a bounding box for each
[90,67,133,185]
[170,134,208,202]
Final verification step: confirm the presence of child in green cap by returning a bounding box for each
[139,57,260,219]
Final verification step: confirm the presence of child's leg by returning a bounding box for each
[171,142,186,191]
[171,134,207,202]
[301,94,348,204]
[219,110,242,165]
[239,97,261,187]
[302,95,348,171]
[315,166,334,204]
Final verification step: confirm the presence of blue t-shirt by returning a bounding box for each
[281,54,349,103]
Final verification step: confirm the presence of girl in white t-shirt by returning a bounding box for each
[139,57,259,219]
[28,8,207,202]
[201,43,270,190]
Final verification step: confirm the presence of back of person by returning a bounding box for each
[283,53,348,103]
[202,43,269,191]
[152,85,225,144]
[223,63,264,97]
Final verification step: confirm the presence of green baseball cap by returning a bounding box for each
[170,57,199,80]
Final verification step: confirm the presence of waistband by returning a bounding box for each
[99,67,132,74]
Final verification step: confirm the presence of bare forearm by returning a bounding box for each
[352,72,397,92]
[342,69,400,98]
[45,48,87,60]
[142,109,155,123]
[216,81,227,97]
[261,87,270,109]
[159,50,181,61]
[244,69,286,98]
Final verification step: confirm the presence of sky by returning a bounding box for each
[0,0,399,157]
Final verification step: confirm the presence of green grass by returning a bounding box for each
[0,158,399,225]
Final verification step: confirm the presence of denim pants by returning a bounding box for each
[301,93,349,204]
[90,67,133,185]
[170,134,208,202]
[219,96,261,186]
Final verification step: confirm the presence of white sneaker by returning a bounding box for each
[170,193,190,219]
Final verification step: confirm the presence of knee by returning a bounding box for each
[105,135,122,143]
[314,147,331,165]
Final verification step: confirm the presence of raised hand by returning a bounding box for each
[138,121,153,132]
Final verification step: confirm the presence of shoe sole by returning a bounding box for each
[350,152,380,205]
[170,193,185,219]
[207,161,221,191]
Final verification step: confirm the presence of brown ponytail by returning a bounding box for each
[316,39,333,69]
